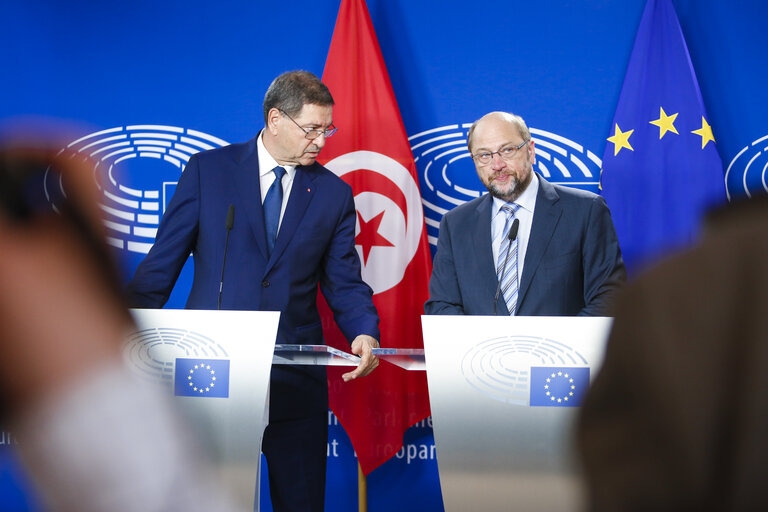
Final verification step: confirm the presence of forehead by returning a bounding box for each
[472,116,523,150]
[292,103,333,126]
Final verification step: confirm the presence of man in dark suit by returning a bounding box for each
[126,71,380,511]
[425,111,625,316]
[576,198,768,511]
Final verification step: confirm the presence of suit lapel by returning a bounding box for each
[473,195,509,314]
[234,136,269,261]
[517,177,562,311]
[267,165,316,271]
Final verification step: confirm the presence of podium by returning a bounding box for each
[421,315,612,511]
[125,309,279,511]
[123,309,425,511]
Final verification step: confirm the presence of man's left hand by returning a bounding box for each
[342,335,379,382]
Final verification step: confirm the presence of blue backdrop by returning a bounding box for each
[2,1,767,510]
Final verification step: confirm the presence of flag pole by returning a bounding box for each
[358,461,368,512]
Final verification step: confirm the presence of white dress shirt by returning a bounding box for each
[257,132,296,232]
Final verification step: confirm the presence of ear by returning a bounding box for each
[527,139,536,165]
[267,108,282,135]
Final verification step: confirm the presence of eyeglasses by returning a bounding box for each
[471,139,529,165]
[280,109,337,139]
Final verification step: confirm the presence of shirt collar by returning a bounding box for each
[257,130,296,178]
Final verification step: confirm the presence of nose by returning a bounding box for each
[490,152,506,170]
[313,131,326,148]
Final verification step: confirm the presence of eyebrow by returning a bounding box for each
[474,142,516,152]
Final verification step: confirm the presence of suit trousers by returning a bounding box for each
[262,412,328,512]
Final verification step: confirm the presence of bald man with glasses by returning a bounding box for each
[425,111,626,317]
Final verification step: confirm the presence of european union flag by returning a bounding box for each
[529,367,590,407]
[174,358,230,398]
[600,0,725,273]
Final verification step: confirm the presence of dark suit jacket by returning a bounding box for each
[424,176,626,316]
[126,135,379,421]
[577,198,768,511]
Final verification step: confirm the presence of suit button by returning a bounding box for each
[262,280,270,288]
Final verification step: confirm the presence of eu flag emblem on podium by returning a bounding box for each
[529,367,590,407]
[174,358,230,398]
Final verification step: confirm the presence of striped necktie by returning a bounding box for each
[497,203,521,315]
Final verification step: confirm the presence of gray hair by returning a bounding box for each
[263,71,334,123]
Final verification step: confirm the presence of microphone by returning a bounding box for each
[493,218,520,315]
[218,204,235,310]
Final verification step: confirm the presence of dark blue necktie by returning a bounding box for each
[263,166,286,256]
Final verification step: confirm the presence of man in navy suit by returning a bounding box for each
[126,71,380,511]
[425,111,625,316]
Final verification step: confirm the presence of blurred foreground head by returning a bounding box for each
[577,197,768,511]
[0,140,132,414]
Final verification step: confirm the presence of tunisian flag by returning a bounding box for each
[319,0,432,475]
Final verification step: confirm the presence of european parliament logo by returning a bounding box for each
[529,366,590,407]
[725,133,768,200]
[53,125,228,254]
[123,327,230,395]
[461,335,592,407]
[174,358,230,398]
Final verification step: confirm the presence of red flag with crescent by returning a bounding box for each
[319,0,432,475]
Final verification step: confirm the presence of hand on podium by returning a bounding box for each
[342,334,380,382]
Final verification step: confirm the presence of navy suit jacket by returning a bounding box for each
[126,135,379,421]
[425,176,626,316]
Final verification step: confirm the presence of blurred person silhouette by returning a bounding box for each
[0,143,238,512]
[576,197,768,511]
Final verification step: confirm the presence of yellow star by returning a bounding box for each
[649,107,679,139]
[691,117,715,148]
[607,124,634,156]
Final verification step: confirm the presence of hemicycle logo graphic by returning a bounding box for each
[52,125,228,254]
[123,327,229,387]
[725,133,768,200]
[461,335,590,406]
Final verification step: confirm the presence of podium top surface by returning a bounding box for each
[272,345,425,371]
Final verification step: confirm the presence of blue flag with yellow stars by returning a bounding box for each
[529,367,590,407]
[174,358,230,398]
[600,0,725,273]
